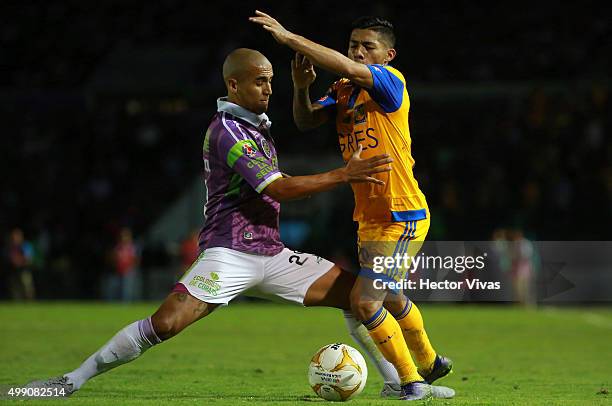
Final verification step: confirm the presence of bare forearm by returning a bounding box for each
[265,169,345,201]
[286,33,355,78]
[250,11,372,87]
[293,87,317,131]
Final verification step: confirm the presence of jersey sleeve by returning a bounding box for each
[313,81,340,108]
[366,65,405,113]
[215,123,282,194]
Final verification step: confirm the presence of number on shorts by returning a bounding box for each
[289,254,307,266]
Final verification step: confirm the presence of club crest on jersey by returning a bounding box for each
[259,138,272,159]
[354,104,366,124]
[243,143,257,158]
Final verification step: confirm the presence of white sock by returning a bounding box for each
[64,317,162,390]
[343,310,400,385]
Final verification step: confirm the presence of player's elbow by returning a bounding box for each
[263,181,289,202]
[263,178,306,202]
[264,188,285,202]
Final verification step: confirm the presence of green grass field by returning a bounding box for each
[1,303,611,405]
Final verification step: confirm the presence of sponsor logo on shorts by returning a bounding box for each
[188,274,221,296]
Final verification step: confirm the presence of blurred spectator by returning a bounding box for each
[3,228,36,301]
[109,228,140,302]
[179,230,200,273]
[492,228,538,306]
[509,230,538,307]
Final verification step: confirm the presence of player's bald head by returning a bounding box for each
[223,48,271,82]
[222,48,273,114]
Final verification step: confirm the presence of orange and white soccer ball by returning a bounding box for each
[308,343,368,401]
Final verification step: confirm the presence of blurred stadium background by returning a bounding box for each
[1,2,611,404]
[1,2,610,301]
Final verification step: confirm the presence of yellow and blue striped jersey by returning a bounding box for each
[316,64,428,223]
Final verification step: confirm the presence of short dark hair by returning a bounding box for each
[351,16,396,48]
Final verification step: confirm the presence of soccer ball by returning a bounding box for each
[308,343,368,401]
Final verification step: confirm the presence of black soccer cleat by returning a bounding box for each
[419,354,453,384]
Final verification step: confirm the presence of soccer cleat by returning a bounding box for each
[398,381,456,400]
[430,384,456,398]
[419,354,453,384]
[25,376,76,397]
[400,381,432,401]
[380,382,401,398]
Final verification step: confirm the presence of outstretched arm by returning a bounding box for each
[264,146,391,201]
[250,10,373,89]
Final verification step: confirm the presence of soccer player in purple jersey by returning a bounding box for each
[25,48,395,397]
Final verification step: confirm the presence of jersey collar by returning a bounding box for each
[217,97,272,129]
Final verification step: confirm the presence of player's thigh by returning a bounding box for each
[357,219,429,292]
[357,221,410,283]
[259,248,352,308]
[151,292,219,340]
[393,218,429,306]
[154,247,263,339]
[177,247,263,305]
[350,222,407,319]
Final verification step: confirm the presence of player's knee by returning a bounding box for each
[383,295,407,317]
[150,312,181,340]
[349,296,380,322]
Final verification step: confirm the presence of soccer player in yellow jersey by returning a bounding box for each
[251,12,454,400]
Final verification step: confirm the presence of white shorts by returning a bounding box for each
[176,247,335,305]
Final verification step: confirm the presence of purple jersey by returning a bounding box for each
[198,99,284,256]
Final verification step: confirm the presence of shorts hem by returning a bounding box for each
[171,282,231,305]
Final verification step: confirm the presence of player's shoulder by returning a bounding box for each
[209,111,250,142]
[371,64,406,84]
[206,113,256,160]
